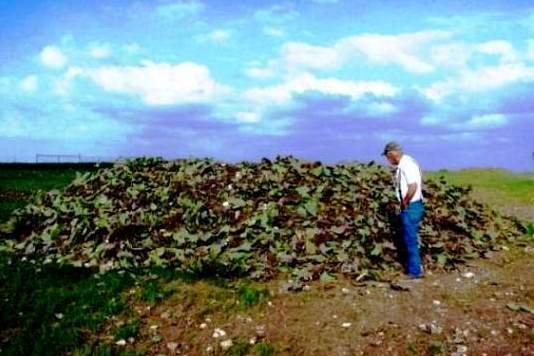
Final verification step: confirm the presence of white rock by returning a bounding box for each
[212,328,226,338]
[342,322,352,328]
[167,342,179,352]
[220,339,233,350]
[462,272,475,278]
[256,325,267,337]
[249,337,257,345]
[199,323,208,329]
[150,325,159,330]
[55,313,64,319]
[115,339,127,346]
[433,300,441,306]
[206,346,214,352]
[128,337,135,343]
[341,288,350,294]
[222,201,230,208]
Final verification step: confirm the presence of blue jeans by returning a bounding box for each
[400,200,424,277]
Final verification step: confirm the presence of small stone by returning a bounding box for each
[220,339,233,350]
[205,318,212,323]
[342,322,352,328]
[267,301,273,306]
[152,335,162,342]
[490,330,498,336]
[222,201,230,208]
[167,342,179,352]
[433,300,441,306]
[150,325,159,330]
[341,288,350,294]
[115,339,127,346]
[212,328,226,338]
[256,325,267,337]
[206,346,214,352]
[507,328,513,334]
[128,337,135,343]
[160,311,170,319]
[55,313,64,320]
[249,337,257,345]
[333,314,338,319]
[303,285,311,291]
[462,272,475,278]
[199,323,208,329]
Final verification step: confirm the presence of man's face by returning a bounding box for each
[385,150,401,166]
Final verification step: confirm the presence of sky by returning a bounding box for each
[1,0,533,170]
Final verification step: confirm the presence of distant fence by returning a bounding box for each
[35,154,109,163]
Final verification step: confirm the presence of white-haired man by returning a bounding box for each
[382,142,424,279]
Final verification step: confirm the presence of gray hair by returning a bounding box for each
[382,141,403,156]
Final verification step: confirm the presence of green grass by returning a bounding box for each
[0,167,89,192]
[0,164,100,222]
[427,168,534,205]
[0,254,135,355]
[0,199,27,223]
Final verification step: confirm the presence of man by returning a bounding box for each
[382,142,424,279]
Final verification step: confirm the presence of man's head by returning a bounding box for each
[382,141,403,165]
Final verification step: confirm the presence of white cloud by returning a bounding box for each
[197,29,232,43]
[79,61,230,105]
[245,73,398,107]
[423,63,534,101]
[123,43,142,55]
[40,46,67,69]
[155,1,205,20]
[335,31,451,73]
[430,43,471,68]
[254,4,298,24]
[263,27,285,37]
[281,42,343,72]
[476,40,517,64]
[462,113,507,129]
[89,44,112,59]
[20,75,38,93]
[236,111,260,123]
[422,113,508,131]
[244,64,276,79]
[312,0,339,3]
[53,66,84,96]
[249,30,452,78]
[367,102,398,116]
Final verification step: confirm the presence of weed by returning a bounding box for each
[255,342,275,356]
[0,254,134,355]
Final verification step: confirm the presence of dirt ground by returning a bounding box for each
[107,242,533,356]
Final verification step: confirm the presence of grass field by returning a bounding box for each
[0,163,532,355]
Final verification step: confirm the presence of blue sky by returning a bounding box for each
[1,0,533,170]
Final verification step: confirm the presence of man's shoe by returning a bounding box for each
[399,273,424,281]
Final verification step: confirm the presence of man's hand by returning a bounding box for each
[401,182,418,211]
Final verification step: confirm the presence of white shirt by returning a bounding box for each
[395,154,423,202]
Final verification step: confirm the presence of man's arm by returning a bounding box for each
[401,182,417,210]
